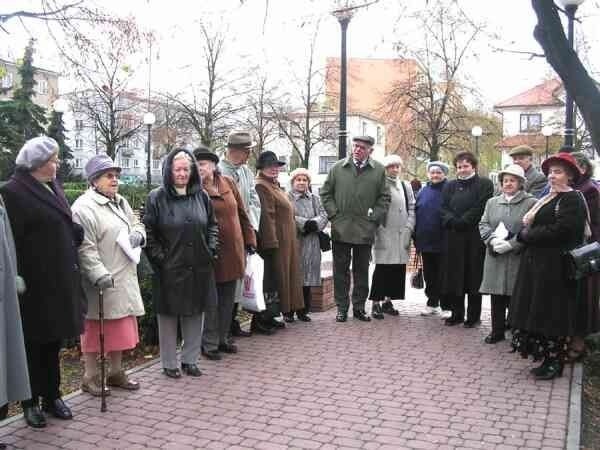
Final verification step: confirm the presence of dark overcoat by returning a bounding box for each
[509,191,586,337]
[143,149,218,316]
[414,180,446,253]
[0,170,85,342]
[439,175,494,296]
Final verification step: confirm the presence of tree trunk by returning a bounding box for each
[532,0,600,155]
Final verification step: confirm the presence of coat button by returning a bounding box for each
[188,242,193,247]
[188,266,193,271]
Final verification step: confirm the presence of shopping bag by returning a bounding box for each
[410,253,424,289]
[240,254,266,312]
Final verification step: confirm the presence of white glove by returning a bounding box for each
[489,237,502,247]
[493,240,512,254]
[129,231,144,248]
[15,275,26,295]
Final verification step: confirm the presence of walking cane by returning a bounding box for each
[98,288,107,412]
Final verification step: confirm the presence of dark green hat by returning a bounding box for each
[508,145,533,157]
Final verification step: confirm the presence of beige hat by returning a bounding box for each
[290,167,311,183]
[383,154,403,167]
[498,164,526,183]
[227,131,255,149]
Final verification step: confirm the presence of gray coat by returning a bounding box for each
[0,195,31,405]
[524,166,547,198]
[289,190,329,286]
[373,179,415,265]
[219,159,261,231]
[479,191,537,296]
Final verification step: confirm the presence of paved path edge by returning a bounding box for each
[566,362,583,450]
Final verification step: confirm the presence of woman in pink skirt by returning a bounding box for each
[72,155,146,396]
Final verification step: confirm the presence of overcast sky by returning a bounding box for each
[2,0,599,110]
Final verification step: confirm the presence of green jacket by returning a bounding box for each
[320,157,391,245]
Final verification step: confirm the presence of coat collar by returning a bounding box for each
[11,171,72,220]
[342,157,374,168]
[203,174,231,198]
[290,189,311,200]
[86,188,131,227]
[496,190,530,205]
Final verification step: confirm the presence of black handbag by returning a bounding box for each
[410,253,424,289]
[566,241,600,280]
[318,231,331,252]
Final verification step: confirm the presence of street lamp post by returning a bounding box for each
[542,125,553,160]
[471,126,483,157]
[143,112,156,190]
[332,7,354,160]
[557,0,586,150]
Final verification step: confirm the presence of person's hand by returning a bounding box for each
[493,240,512,254]
[402,230,412,250]
[304,220,318,233]
[489,237,502,248]
[129,231,144,248]
[245,245,256,255]
[15,275,26,295]
[96,274,114,289]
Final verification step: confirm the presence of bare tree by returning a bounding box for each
[384,0,482,163]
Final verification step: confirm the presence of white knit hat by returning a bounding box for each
[383,154,403,167]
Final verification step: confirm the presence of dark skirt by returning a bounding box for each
[369,264,406,301]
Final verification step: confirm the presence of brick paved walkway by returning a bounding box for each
[1,286,573,449]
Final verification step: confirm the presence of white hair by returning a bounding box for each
[172,151,193,167]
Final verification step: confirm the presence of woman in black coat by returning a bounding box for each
[143,149,218,378]
[440,151,494,327]
[509,152,587,380]
[0,137,85,428]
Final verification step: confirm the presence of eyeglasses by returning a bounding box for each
[102,172,121,180]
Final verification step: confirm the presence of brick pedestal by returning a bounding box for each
[310,275,335,312]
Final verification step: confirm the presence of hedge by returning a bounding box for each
[62,183,153,210]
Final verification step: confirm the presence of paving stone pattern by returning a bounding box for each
[0,285,571,449]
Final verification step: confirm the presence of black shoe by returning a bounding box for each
[297,312,312,322]
[181,363,202,377]
[283,313,295,323]
[534,359,564,380]
[23,405,46,428]
[353,309,371,322]
[202,348,222,360]
[251,317,275,335]
[336,310,348,322]
[463,320,481,328]
[0,442,6,449]
[269,318,286,329]
[163,368,182,378]
[42,398,72,420]
[444,316,463,326]
[381,300,399,316]
[484,333,505,344]
[231,320,252,337]
[371,303,384,320]
[218,343,238,354]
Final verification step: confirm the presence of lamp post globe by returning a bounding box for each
[143,112,156,190]
[471,126,482,156]
[542,125,553,159]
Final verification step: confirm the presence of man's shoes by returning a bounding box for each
[251,317,275,335]
[81,375,111,397]
[463,320,481,328]
[484,333,505,344]
[202,348,222,360]
[297,312,312,322]
[23,405,46,428]
[371,303,384,320]
[382,300,400,316]
[231,320,252,337]
[181,363,202,377]
[283,313,295,323]
[335,310,348,322]
[420,306,440,316]
[163,368,182,378]
[218,343,238,354]
[353,309,371,322]
[41,398,72,420]
[444,316,463,326]
[107,370,140,391]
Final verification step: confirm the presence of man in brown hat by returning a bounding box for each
[508,145,547,197]
[219,131,262,337]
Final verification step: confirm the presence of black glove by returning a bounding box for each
[246,245,256,255]
[304,220,318,233]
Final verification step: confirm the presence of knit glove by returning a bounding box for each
[245,245,257,255]
[304,220,319,233]
[96,274,114,289]
[15,275,26,295]
[129,231,144,248]
[493,240,512,254]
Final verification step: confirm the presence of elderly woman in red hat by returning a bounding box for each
[509,152,588,380]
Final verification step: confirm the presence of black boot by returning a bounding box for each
[283,312,295,323]
[371,302,384,320]
[231,319,251,337]
[22,402,46,428]
[381,300,399,316]
[534,357,564,380]
[251,315,275,335]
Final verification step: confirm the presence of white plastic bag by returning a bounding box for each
[240,254,266,312]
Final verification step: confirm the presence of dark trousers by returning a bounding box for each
[449,294,482,323]
[302,287,312,314]
[22,340,61,407]
[203,280,237,351]
[332,241,371,312]
[491,295,510,336]
[421,252,452,310]
[0,403,7,420]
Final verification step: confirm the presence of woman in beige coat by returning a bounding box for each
[72,155,145,396]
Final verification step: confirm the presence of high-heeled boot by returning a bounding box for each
[534,357,564,380]
[372,302,384,320]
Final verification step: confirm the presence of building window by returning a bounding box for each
[319,156,337,174]
[376,126,383,145]
[133,159,139,168]
[75,158,82,169]
[1,72,13,89]
[152,160,160,169]
[122,158,130,168]
[122,140,129,148]
[75,138,83,149]
[75,119,84,130]
[37,79,48,95]
[520,113,542,132]
[362,121,368,136]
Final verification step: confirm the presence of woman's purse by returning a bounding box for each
[310,195,331,252]
[410,252,424,289]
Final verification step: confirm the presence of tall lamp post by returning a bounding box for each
[471,126,483,157]
[542,125,553,160]
[557,0,586,150]
[332,7,354,160]
[143,112,156,190]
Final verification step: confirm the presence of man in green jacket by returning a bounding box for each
[320,136,391,322]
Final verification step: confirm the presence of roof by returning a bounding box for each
[494,78,563,109]
[0,57,59,76]
[268,110,384,124]
[495,134,548,150]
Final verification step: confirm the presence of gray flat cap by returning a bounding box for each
[15,136,59,171]
[85,154,121,182]
[227,131,255,148]
[352,135,375,146]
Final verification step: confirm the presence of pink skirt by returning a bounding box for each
[80,316,140,353]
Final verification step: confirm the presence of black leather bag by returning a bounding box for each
[318,231,331,252]
[410,253,424,289]
[566,241,600,280]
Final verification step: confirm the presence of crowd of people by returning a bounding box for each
[0,130,598,441]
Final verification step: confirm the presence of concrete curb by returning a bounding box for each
[566,362,583,450]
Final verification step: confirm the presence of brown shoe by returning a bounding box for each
[81,375,111,397]
[107,370,140,391]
